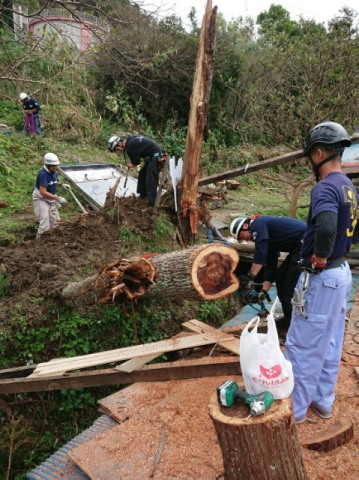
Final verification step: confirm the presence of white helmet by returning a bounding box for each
[19,92,28,101]
[230,217,249,240]
[108,135,123,152]
[44,152,60,166]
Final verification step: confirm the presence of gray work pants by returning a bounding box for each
[32,189,60,237]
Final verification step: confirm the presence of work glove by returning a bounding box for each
[238,271,255,290]
[57,196,68,205]
[62,183,71,190]
[298,255,326,274]
[257,288,271,303]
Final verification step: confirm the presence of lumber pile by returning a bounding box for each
[0,320,248,394]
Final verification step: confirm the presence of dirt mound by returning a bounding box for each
[0,196,160,325]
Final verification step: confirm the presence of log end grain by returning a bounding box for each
[192,244,239,300]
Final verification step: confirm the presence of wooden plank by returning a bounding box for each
[182,319,239,355]
[115,332,194,373]
[198,150,303,186]
[0,364,35,379]
[31,331,237,377]
[115,354,162,373]
[0,357,240,394]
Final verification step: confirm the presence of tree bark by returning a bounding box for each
[208,391,308,480]
[61,244,239,306]
[178,1,217,244]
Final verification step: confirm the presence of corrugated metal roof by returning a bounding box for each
[342,143,359,163]
[26,414,117,480]
[342,143,359,176]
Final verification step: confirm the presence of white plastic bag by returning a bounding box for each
[239,313,294,399]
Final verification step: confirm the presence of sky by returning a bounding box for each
[146,1,359,30]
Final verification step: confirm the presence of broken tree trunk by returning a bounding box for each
[61,257,156,306]
[61,244,239,306]
[178,1,217,243]
[208,391,308,480]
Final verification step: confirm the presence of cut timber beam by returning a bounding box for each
[0,357,240,394]
[198,150,304,186]
[182,319,239,355]
[31,331,238,377]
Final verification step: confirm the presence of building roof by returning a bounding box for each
[342,142,359,177]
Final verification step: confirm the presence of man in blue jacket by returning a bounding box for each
[108,134,165,211]
[230,214,306,328]
[19,92,41,136]
[285,121,356,424]
[32,153,69,237]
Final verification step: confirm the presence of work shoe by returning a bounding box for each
[311,405,332,419]
[295,415,307,424]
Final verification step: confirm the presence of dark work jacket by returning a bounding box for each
[124,135,162,166]
[250,216,306,283]
[22,97,41,114]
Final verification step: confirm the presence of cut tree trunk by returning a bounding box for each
[208,390,308,480]
[61,244,239,306]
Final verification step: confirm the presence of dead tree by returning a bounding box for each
[208,391,308,480]
[61,244,239,307]
[177,0,217,244]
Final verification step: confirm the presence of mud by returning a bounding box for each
[0,196,160,325]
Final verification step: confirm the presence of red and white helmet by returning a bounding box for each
[43,153,60,166]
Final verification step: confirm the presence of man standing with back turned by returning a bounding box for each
[108,134,165,211]
[285,121,357,424]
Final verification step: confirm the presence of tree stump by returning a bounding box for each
[301,418,354,452]
[208,390,308,480]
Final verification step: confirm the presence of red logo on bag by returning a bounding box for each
[259,364,282,379]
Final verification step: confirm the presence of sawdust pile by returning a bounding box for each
[69,339,359,480]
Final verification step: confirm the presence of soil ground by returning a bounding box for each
[0,196,166,326]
